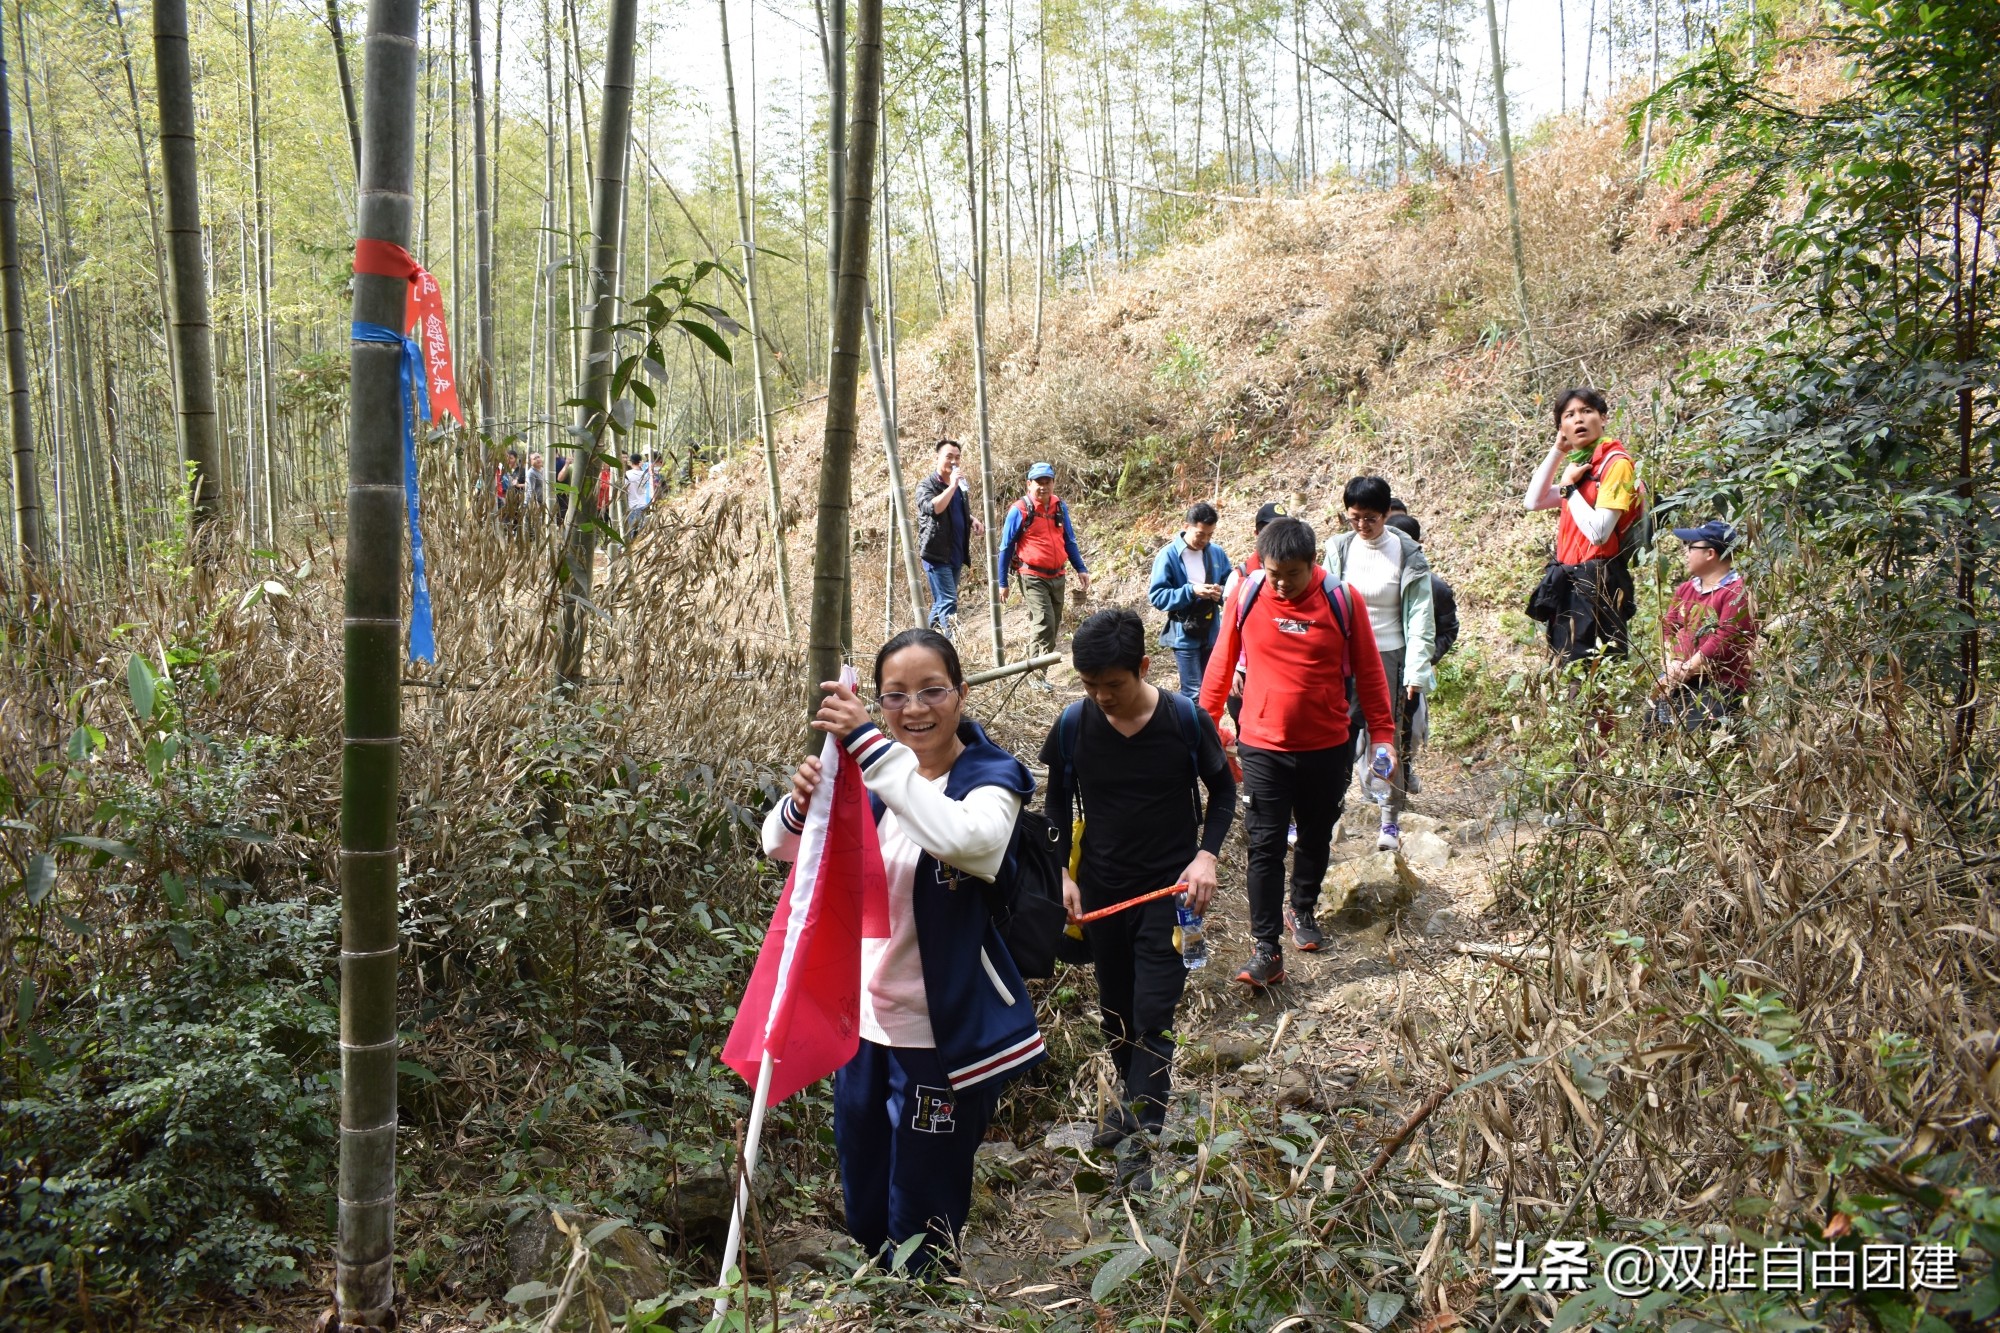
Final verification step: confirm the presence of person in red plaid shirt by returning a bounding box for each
[1655,520,1756,728]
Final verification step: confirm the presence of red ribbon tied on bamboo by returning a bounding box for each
[353,238,463,424]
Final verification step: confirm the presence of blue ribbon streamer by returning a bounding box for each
[352,320,437,663]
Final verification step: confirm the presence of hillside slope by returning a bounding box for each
[691,109,1754,671]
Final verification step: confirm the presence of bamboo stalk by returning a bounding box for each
[0,3,41,567]
[152,0,225,540]
[336,0,421,1321]
[806,0,883,697]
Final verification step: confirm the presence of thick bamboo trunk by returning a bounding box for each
[152,0,225,536]
[807,0,882,695]
[0,8,41,567]
[336,0,421,1323]
[719,0,796,640]
[555,0,640,690]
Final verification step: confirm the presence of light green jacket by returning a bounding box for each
[1328,529,1438,693]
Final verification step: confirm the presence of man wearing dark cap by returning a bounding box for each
[998,462,1090,686]
[1656,520,1755,728]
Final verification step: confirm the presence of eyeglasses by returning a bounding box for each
[1688,543,1720,553]
[877,685,959,711]
[1346,512,1385,527]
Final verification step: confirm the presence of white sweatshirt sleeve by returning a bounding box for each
[760,795,806,861]
[1565,489,1622,545]
[843,724,1021,880]
[1524,442,1564,512]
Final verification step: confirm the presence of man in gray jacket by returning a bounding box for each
[1326,476,1436,852]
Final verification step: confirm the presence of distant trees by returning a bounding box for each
[0,0,1728,588]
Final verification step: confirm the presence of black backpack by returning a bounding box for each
[980,807,1069,981]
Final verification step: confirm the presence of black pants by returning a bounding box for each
[1650,683,1743,731]
[1547,558,1635,663]
[1081,887,1186,1130]
[1239,742,1355,951]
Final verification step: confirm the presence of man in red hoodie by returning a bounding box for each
[1200,517,1397,986]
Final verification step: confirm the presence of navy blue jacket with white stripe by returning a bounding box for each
[767,717,1047,1093]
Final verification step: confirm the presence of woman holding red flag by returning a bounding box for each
[760,627,1042,1271]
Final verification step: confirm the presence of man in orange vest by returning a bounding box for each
[1524,388,1645,663]
[998,462,1090,689]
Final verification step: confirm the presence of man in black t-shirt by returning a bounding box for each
[1039,609,1236,1187]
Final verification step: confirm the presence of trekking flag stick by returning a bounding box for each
[715,665,885,1315]
[1067,881,1187,925]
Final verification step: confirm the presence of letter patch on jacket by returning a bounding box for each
[910,1085,957,1134]
[1274,617,1311,635]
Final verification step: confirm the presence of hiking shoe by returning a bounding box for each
[1115,1131,1157,1193]
[1377,821,1401,852]
[1285,905,1324,952]
[1031,675,1055,693]
[1236,943,1285,989]
[1406,770,1422,795]
[1091,1105,1141,1150]
[1286,822,1298,847]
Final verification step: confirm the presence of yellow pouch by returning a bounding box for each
[1065,818,1087,941]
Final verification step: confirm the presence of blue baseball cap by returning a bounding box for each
[1026,462,1055,480]
[1671,519,1738,552]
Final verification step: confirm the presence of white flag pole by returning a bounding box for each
[714,1051,775,1319]
[714,666,859,1319]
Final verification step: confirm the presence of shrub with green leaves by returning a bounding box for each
[3,899,337,1302]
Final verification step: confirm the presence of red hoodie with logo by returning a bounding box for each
[1199,565,1396,753]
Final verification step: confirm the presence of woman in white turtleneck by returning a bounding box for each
[1325,475,1436,851]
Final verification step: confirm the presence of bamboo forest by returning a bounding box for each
[0,0,1995,1328]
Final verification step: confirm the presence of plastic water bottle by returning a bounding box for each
[1370,743,1394,782]
[1176,897,1208,970]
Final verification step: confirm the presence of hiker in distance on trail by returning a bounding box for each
[1200,516,1397,987]
[1654,520,1757,730]
[761,628,1043,1272]
[1323,476,1438,853]
[1148,502,1234,700]
[996,462,1091,690]
[1524,388,1647,663]
[914,441,987,638]
[1040,609,1236,1191]
[1383,510,1459,797]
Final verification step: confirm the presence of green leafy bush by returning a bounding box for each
[3,899,337,1301]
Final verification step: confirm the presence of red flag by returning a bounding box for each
[722,730,887,1105]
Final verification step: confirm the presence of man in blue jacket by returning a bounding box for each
[1147,502,1232,699]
